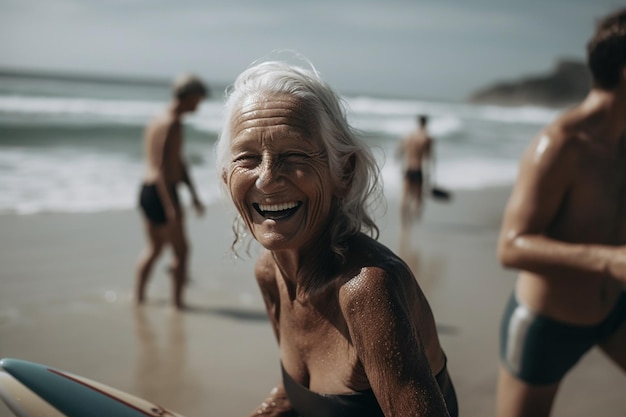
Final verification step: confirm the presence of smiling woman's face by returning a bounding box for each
[225,92,337,252]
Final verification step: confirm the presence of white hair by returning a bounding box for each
[216,59,382,259]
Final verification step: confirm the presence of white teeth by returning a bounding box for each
[258,202,299,212]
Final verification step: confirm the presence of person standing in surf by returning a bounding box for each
[496,8,626,417]
[135,74,207,310]
[397,114,434,227]
[217,58,458,417]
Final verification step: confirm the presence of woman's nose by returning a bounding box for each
[255,157,283,189]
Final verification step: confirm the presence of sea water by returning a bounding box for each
[0,72,562,215]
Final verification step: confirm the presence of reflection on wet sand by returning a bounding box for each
[399,228,444,296]
[399,227,457,335]
[133,306,202,412]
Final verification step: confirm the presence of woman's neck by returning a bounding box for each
[271,231,339,301]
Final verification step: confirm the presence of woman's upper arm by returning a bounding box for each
[339,268,449,417]
[255,252,281,342]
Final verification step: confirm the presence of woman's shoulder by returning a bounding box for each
[338,235,414,306]
[344,234,408,274]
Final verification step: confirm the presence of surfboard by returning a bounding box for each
[0,358,186,417]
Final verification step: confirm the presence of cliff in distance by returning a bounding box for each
[468,59,592,107]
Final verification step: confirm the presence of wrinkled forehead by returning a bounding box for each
[230,92,318,138]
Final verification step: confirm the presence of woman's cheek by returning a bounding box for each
[228,168,257,226]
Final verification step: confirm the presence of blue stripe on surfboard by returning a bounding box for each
[0,358,153,417]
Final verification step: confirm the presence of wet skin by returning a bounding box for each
[226,93,336,254]
[496,85,626,417]
[225,93,450,417]
[499,99,626,324]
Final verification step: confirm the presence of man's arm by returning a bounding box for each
[424,137,434,189]
[153,121,179,222]
[180,155,204,215]
[498,132,625,282]
[181,163,204,215]
[340,268,450,417]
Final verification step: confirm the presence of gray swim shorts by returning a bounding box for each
[499,291,626,385]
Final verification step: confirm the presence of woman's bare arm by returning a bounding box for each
[247,252,297,417]
[339,267,449,417]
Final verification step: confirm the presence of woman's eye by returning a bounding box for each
[284,152,309,161]
[234,154,260,165]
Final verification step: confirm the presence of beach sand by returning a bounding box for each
[0,187,624,417]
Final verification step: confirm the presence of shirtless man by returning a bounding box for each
[397,114,433,227]
[496,9,626,417]
[135,74,208,310]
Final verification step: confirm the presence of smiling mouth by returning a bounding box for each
[253,201,302,220]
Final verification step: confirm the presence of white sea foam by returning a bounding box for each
[436,157,519,190]
[346,96,559,126]
[0,95,224,133]
[0,95,162,120]
[380,154,519,198]
[0,90,550,215]
[0,147,221,215]
[351,114,464,137]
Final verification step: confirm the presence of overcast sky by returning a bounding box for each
[1,0,622,101]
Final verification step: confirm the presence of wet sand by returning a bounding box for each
[0,187,624,416]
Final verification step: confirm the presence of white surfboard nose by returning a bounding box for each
[0,371,65,417]
[0,358,186,417]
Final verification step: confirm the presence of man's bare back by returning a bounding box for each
[401,128,432,172]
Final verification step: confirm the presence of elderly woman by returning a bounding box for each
[216,59,457,417]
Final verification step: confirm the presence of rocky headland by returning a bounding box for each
[468,59,592,107]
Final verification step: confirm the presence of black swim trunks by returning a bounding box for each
[138,183,179,226]
[405,169,423,185]
[281,360,458,417]
[500,291,626,385]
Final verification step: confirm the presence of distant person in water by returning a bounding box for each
[216,58,457,417]
[135,74,208,310]
[496,8,626,417]
[397,114,434,227]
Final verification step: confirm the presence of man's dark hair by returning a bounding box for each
[172,73,209,99]
[587,8,626,89]
[418,114,428,127]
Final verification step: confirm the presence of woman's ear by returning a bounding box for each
[221,169,228,185]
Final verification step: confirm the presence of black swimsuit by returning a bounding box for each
[282,362,458,417]
[405,169,423,185]
[138,183,178,225]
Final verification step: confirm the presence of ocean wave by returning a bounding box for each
[351,114,464,138]
[0,146,221,215]
[1,93,560,137]
[381,155,518,195]
[0,91,538,215]
[0,95,224,134]
[0,95,162,119]
[346,96,560,126]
